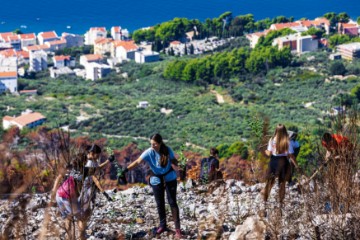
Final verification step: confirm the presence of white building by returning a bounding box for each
[94,38,113,55]
[273,33,318,54]
[113,40,139,60]
[73,68,87,78]
[6,35,21,50]
[138,101,149,108]
[29,50,47,72]
[19,33,37,48]
[135,51,159,63]
[0,71,18,93]
[337,42,360,60]
[80,54,103,67]
[84,27,107,45]
[3,110,46,130]
[37,31,59,45]
[85,62,111,81]
[246,30,269,48]
[49,67,75,78]
[45,39,67,51]
[111,26,129,40]
[137,101,150,108]
[61,32,84,48]
[53,55,75,68]
[297,35,318,53]
[0,57,17,72]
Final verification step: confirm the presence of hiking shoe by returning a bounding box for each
[175,229,182,239]
[156,226,167,235]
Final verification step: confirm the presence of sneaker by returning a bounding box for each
[175,229,182,239]
[156,226,167,235]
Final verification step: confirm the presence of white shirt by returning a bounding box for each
[267,138,294,156]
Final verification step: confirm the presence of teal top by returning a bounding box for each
[140,147,177,185]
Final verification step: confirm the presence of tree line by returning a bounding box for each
[162,30,293,83]
[132,12,295,51]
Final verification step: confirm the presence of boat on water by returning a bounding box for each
[66,25,71,29]
[20,25,27,29]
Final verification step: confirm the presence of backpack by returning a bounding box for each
[200,156,219,182]
[57,176,77,199]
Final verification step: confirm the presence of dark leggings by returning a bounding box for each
[263,156,290,203]
[151,179,180,229]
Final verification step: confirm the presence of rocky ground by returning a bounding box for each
[0,179,358,239]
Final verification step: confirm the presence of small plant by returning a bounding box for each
[178,144,188,169]
[177,144,188,181]
[106,146,114,155]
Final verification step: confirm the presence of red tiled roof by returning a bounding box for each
[84,54,103,61]
[299,18,331,28]
[0,71,17,78]
[19,33,36,40]
[249,30,269,37]
[314,18,330,26]
[16,50,29,59]
[40,31,58,39]
[272,22,301,30]
[54,55,70,61]
[299,20,314,27]
[0,32,16,40]
[12,112,46,127]
[94,38,113,45]
[114,40,138,51]
[25,44,50,51]
[90,27,106,32]
[0,49,16,57]
[3,116,13,121]
[113,26,121,33]
[6,35,20,41]
[0,49,29,58]
[342,23,358,28]
[170,41,181,45]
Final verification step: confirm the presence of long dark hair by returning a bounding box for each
[151,133,169,167]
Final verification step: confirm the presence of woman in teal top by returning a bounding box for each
[121,133,182,238]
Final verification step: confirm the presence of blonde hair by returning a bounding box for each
[272,124,289,154]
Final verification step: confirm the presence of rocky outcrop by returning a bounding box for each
[0,179,359,239]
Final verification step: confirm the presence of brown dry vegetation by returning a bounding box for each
[0,109,359,239]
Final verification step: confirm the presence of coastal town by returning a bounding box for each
[1,11,360,239]
[1,14,360,132]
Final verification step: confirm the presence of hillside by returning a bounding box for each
[1,51,359,152]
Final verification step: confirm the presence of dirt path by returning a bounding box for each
[210,90,225,104]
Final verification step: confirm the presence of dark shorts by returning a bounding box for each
[267,155,290,183]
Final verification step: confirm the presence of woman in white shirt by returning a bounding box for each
[263,124,298,204]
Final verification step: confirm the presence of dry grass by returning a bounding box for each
[262,109,360,239]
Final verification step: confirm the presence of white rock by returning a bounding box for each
[229,216,266,240]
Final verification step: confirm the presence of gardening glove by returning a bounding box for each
[103,191,113,202]
[108,154,115,162]
[117,166,128,185]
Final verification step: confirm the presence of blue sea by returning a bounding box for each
[0,0,359,35]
